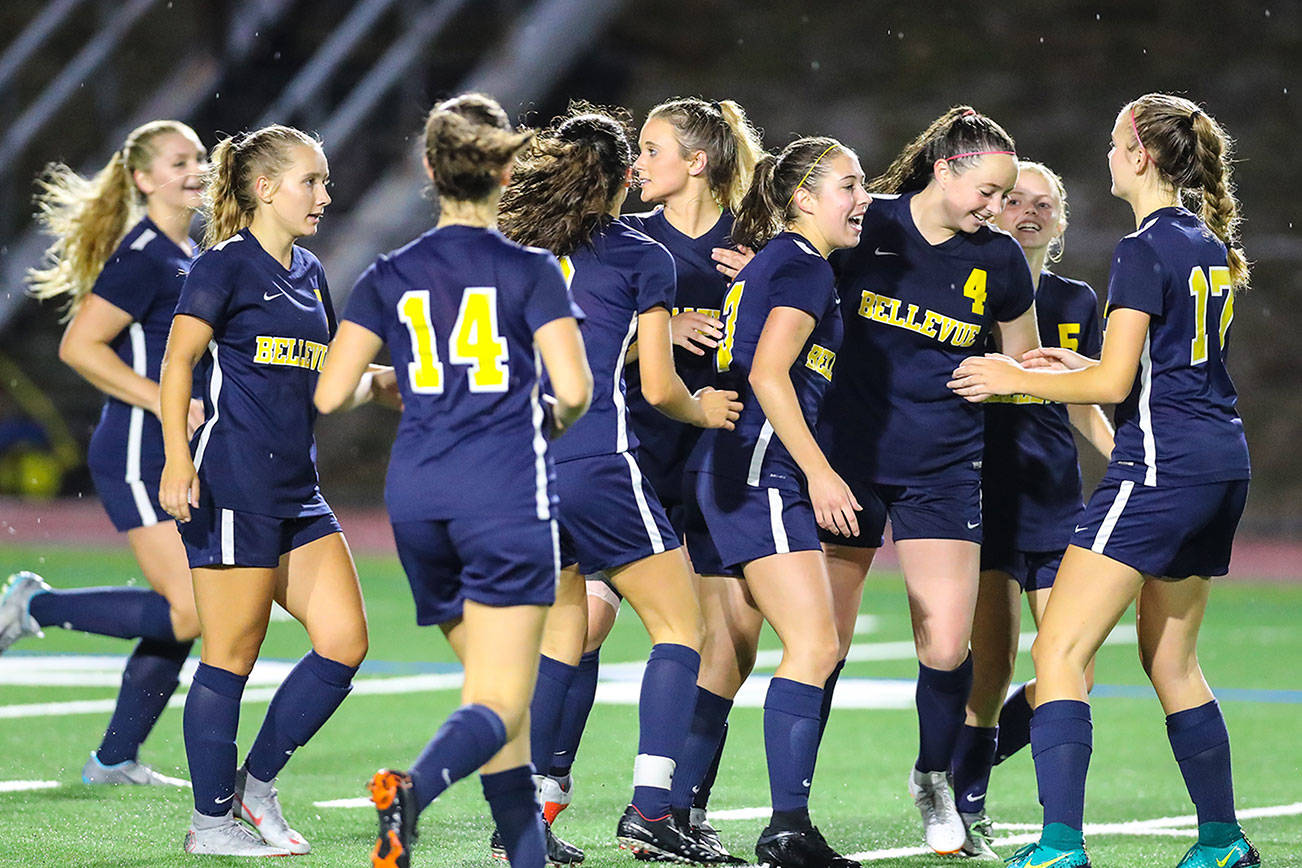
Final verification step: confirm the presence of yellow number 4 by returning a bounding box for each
[451,287,509,392]
[963,268,987,315]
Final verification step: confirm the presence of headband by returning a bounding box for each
[1129,106,1145,152]
[786,143,839,208]
[945,149,1016,161]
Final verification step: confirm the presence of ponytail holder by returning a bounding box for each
[786,143,839,208]
[1188,108,1204,123]
[945,149,1016,161]
[1129,106,1146,152]
[962,108,979,118]
[709,100,723,113]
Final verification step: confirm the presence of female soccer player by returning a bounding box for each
[683,135,869,868]
[498,104,740,864]
[817,107,1038,856]
[539,97,764,856]
[2,121,207,787]
[947,161,1114,859]
[315,93,591,868]
[158,125,381,857]
[950,94,1257,868]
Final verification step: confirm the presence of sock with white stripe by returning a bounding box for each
[243,651,358,782]
[529,655,578,775]
[96,638,194,765]
[410,704,507,813]
[28,587,175,642]
[184,663,246,816]
[630,643,701,819]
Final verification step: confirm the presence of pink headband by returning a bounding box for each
[945,150,1016,161]
[1129,106,1145,151]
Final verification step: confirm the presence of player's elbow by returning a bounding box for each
[313,383,344,415]
[57,330,87,372]
[553,373,593,422]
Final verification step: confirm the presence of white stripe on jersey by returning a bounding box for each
[621,451,665,555]
[768,487,790,554]
[124,323,158,527]
[747,420,775,487]
[1091,480,1134,554]
[220,509,235,565]
[192,341,222,472]
[530,348,550,520]
[1138,333,1157,486]
[613,313,638,453]
[129,229,156,251]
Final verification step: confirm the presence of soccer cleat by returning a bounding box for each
[754,825,861,868]
[1005,840,1091,868]
[908,768,966,855]
[538,773,574,825]
[233,767,310,855]
[669,807,745,865]
[958,810,999,860]
[490,822,585,865]
[183,815,292,857]
[83,751,190,787]
[0,571,49,653]
[1174,834,1260,868]
[616,804,715,863]
[370,769,416,868]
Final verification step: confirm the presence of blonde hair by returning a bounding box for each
[1125,93,1248,287]
[202,125,320,249]
[1015,160,1070,263]
[27,120,200,318]
[645,97,766,213]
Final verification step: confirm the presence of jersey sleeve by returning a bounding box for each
[342,262,388,339]
[1106,236,1165,317]
[632,242,677,314]
[992,242,1035,322]
[90,252,162,321]
[1077,282,1104,358]
[318,265,338,338]
[768,254,835,321]
[524,254,583,332]
[174,252,234,326]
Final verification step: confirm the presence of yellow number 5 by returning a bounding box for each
[1058,322,1080,352]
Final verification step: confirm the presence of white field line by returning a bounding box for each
[0,779,60,793]
[0,655,295,688]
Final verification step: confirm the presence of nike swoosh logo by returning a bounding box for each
[1074,525,1089,533]
[214,792,234,805]
[801,778,811,788]
[875,248,898,256]
[1028,856,1071,868]
[239,799,263,826]
[1218,847,1244,867]
[263,291,284,301]
[964,790,984,801]
[966,520,980,529]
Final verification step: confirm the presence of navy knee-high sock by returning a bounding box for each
[530,655,578,775]
[243,651,358,782]
[549,649,600,777]
[915,653,974,773]
[950,724,998,814]
[28,587,175,643]
[693,721,728,811]
[411,704,508,812]
[1167,700,1240,846]
[817,659,846,745]
[184,663,246,816]
[96,638,194,766]
[670,687,732,811]
[763,677,824,830]
[995,682,1034,764]
[1030,699,1091,850]
[630,643,700,819]
[483,765,546,868]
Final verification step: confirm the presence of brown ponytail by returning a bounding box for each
[871,106,1016,194]
[423,93,534,202]
[731,136,845,250]
[201,125,320,249]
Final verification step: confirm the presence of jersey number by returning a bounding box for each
[1057,322,1080,352]
[398,287,509,394]
[716,280,746,372]
[963,268,987,315]
[1187,265,1234,365]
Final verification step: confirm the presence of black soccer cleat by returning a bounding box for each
[754,826,861,868]
[491,822,585,865]
[369,769,416,868]
[616,804,717,863]
[669,807,746,865]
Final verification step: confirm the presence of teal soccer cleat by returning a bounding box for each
[1005,840,1091,868]
[1175,834,1260,868]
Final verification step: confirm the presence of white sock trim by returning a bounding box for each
[632,753,675,790]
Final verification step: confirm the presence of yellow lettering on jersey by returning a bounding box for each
[804,344,837,381]
[398,290,445,393]
[857,290,980,348]
[450,287,509,393]
[717,280,746,373]
[963,268,987,315]
[673,305,722,320]
[558,255,576,289]
[254,336,276,364]
[253,336,328,371]
[1058,322,1080,351]
[984,393,1052,405]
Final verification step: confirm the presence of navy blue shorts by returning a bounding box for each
[980,547,1063,592]
[684,471,822,575]
[818,476,983,548]
[1072,476,1248,579]
[92,468,166,533]
[555,452,680,575]
[179,504,341,568]
[392,515,559,626]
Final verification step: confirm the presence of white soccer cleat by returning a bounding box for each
[536,773,573,825]
[183,815,292,857]
[234,768,311,855]
[0,571,49,653]
[959,810,1001,860]
[908,768,966,855]
[83,751,190,787]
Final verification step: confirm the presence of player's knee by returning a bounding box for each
[314,627,368,669]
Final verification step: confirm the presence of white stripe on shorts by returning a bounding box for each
[1091,480,1134,554]
[125,323,158,527]
[621,451,666,555]
[768,487,790,554]
[220,509,235,565]
[747,419,775,486]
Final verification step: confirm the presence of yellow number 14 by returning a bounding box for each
[398,287,510,394]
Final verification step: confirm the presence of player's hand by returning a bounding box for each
[712,244,755,280]
[369,365,404,411]
[693,387,742,430]
[670,310,724,356]
[1022,346,1094,371]
[947,353,1023,403]
[186,398,206,439]
[159,457,200,523]
[808,466,861,537]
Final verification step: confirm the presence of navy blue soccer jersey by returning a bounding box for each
[686,232,842,492]
[343,224,580,521]
[983,271,1103,550]
[1104,206,1249,486]
[175,230,335,518]
[548,219,676,463]
[822,192,1035,485]
[620,209,734,501]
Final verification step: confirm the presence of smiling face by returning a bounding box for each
[995,165,1065,255]
[935,152,1018,234]
[134,131,207,214]
[259,144,331,239]
[793,150,870,254]
[633,116,699,203]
